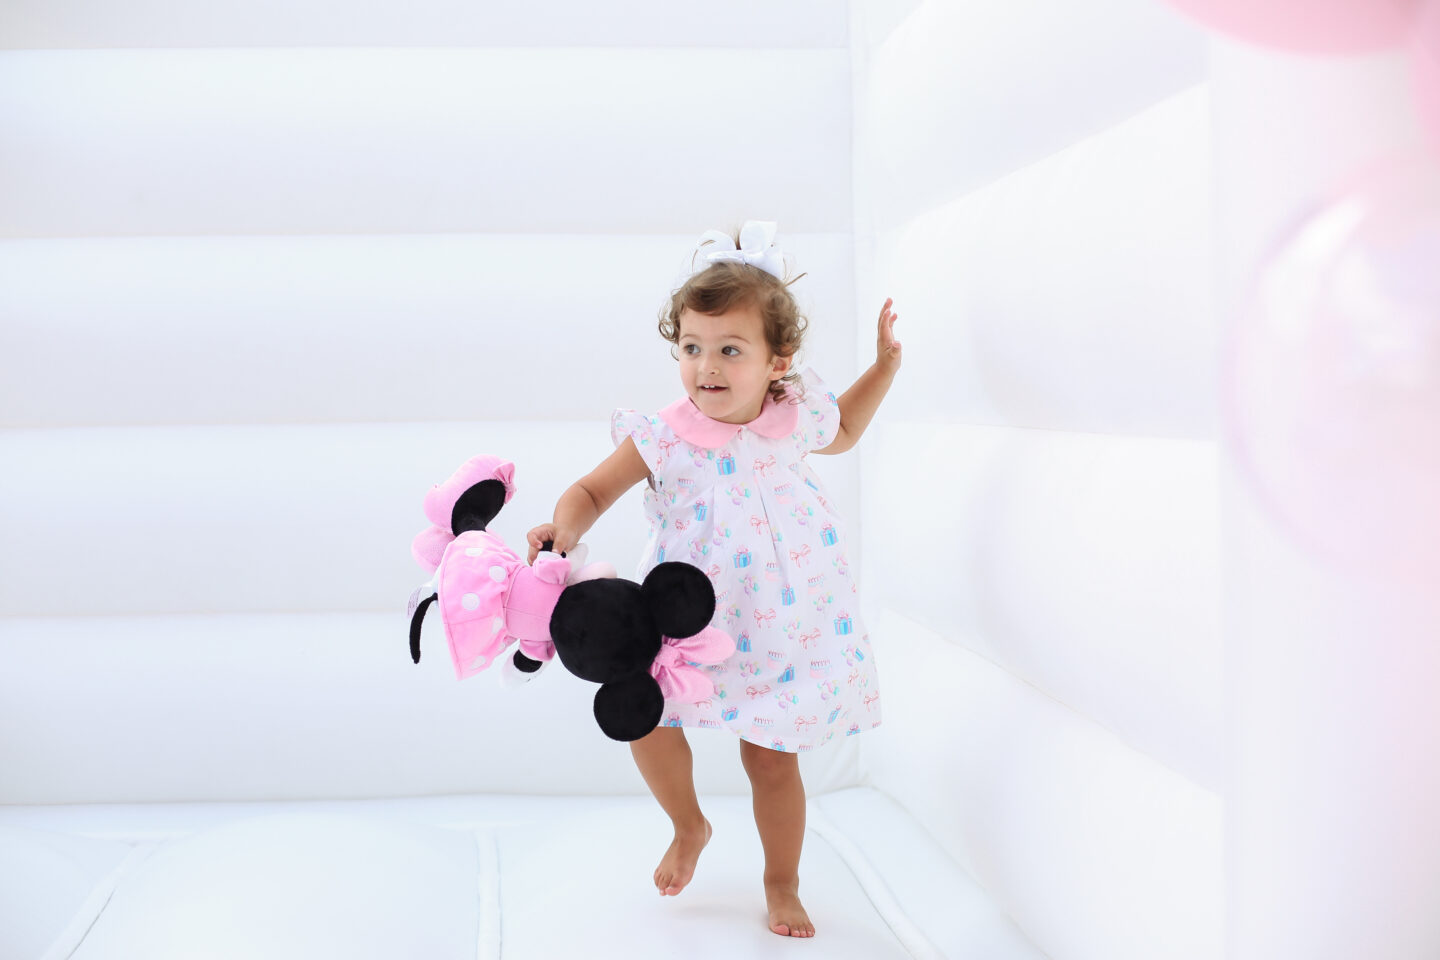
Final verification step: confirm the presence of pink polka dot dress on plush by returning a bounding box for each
[611,366,881,753]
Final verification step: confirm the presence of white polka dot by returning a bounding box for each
[465,547,484,557]
[489,565,507,583]
[469,654,488,670]
[461,593,480,611]
[491,616,505,636]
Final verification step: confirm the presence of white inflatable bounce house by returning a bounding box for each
[4,1,1439,958]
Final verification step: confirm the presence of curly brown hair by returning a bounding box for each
[657,233,811,407]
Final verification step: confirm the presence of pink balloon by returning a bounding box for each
[1223,152,1440,585]
[1414,1,1440,155]
[1165,0,1420,54]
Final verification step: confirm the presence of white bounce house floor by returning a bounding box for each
[2,789,1044,960]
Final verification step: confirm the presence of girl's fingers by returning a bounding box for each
[528,528,552,561]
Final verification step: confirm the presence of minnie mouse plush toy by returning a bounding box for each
[408,454,735,741]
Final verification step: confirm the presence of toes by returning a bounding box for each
[769,913,815,937]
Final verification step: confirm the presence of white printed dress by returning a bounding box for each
[610,366,881,753]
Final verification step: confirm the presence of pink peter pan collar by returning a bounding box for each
[658,383,801,449]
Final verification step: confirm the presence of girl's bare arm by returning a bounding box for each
[813,298,901,456]
[527,438,651,562]
[813,362,897,456]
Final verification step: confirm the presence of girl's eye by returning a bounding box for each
[682,344,741,357]
[723,346,740,356]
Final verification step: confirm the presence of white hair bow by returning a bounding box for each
[690,219,787,281]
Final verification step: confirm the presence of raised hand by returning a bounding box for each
[876,297,901,374]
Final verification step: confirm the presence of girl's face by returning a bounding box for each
[677,304,790,425]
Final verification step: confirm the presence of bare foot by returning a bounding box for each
[654,817,712,895]
[765,879,815,937]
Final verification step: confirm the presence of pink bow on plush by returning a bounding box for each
[649,626,736,701]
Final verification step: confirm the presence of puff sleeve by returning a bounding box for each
[795,366,843,453]
[611,408,663,474]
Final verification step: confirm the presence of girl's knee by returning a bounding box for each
[740,739,798,780]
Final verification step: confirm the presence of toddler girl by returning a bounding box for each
[526,220,901,939]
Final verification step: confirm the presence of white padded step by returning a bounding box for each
[0,420,860,617]
[0,233,856,428]
[0,49,850,238]
[1,422,596,617]
[0,612,866,804]
[0,0,846,49]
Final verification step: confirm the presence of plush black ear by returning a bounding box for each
[551,579,661,682]
[593,675,664,741]
[410,592,437,664]
[451,478,507,534]
[640,562,716,640]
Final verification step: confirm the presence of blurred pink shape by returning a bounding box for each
[1223,151,1440,585]
[1164,0,1420,53]
[1415,1,1440,155]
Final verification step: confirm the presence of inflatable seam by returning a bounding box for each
[473,829,501,960]
[44,841,158,960]
[806,802,945,960]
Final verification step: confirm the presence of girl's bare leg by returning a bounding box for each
[739,738,815,937]
[629,725,712,895]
